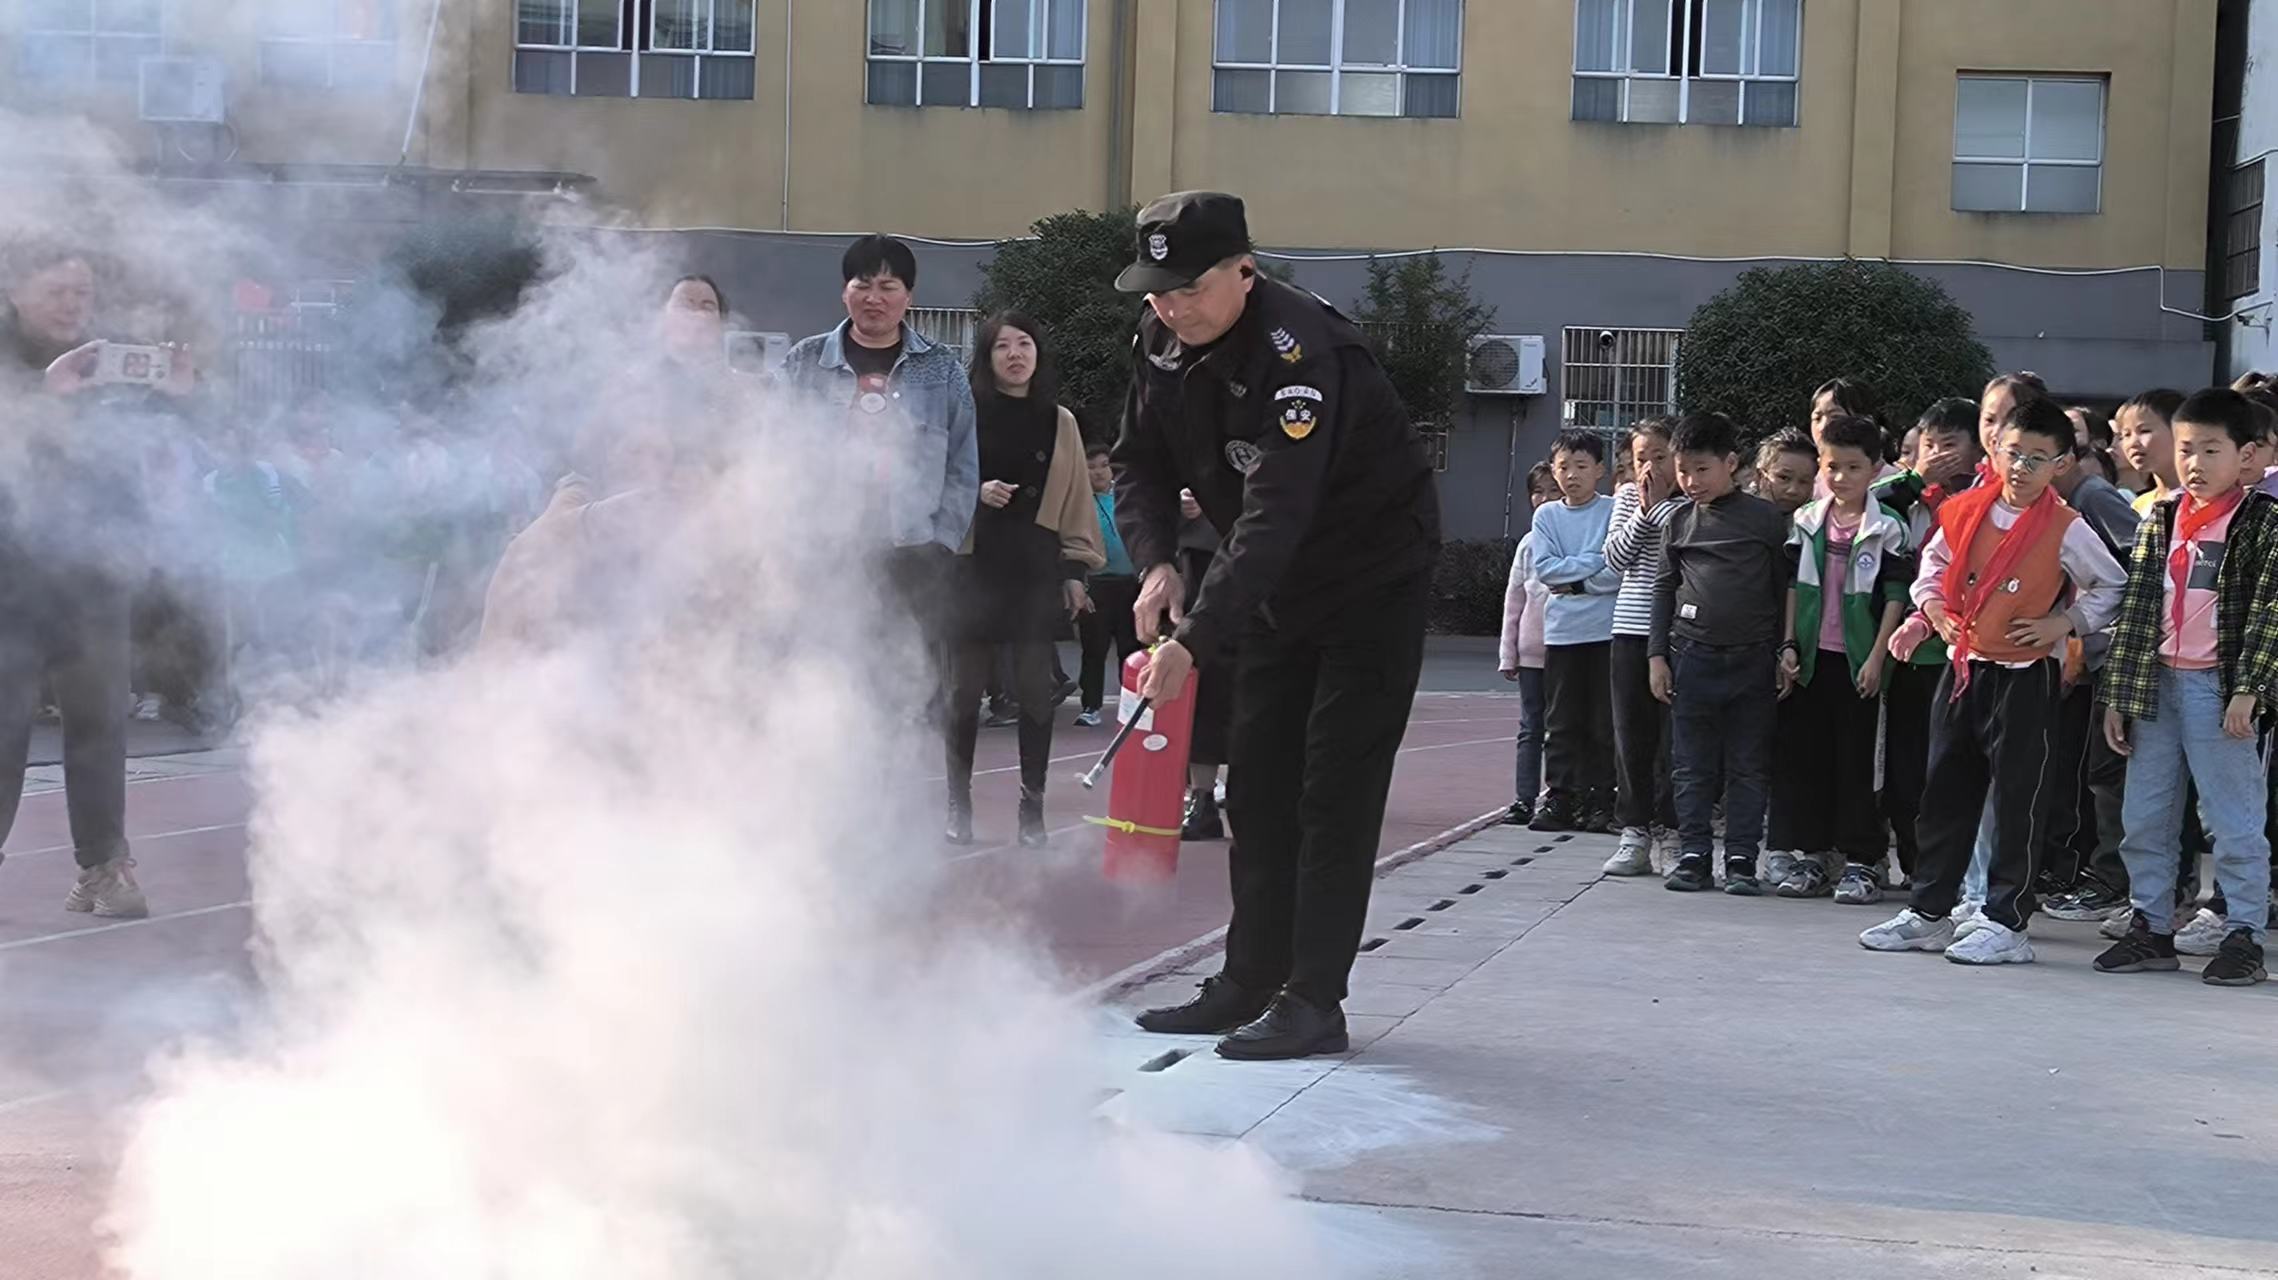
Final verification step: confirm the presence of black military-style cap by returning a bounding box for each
[1114,191,1253,294]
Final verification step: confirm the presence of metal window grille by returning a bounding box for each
[1561,327,1682,454]
[230,281,354,420]
[2226,159,2265,302]
[909,306,980,360]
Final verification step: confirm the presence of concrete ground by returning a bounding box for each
[1105,825,2278,1279]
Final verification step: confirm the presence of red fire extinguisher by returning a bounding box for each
[1080,646,1198,883]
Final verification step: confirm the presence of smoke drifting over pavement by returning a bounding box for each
[0,95,1341,1280]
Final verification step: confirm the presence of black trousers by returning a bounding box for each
[1542,640,1614,805]
[1768,654,1885,862]
[2040,675,2118,889]
[947,640,1055,803]
[1076,576,1140,712]
[1879,660,1942,879]
[1181,548,1239,767]
[1908,660,2063,932]
[1609,635,1674,830]
[1221,571,1428,1008]
[0,577,133,871]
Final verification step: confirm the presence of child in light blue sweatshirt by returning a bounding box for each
[1527,430,1622,832]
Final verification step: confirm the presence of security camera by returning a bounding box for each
[1597,330,1616,350]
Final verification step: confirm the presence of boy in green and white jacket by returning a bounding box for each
[1768,415,1914,902]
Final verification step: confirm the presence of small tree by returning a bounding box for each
[1674,259,1996,445]
[1349,253,1496,431]
[972,207,1143,436]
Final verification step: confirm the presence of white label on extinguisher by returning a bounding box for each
[1117,683,1156,732]
[1142,734,1169,752]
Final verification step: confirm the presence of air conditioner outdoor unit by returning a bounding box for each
[139,57,227,125]
[1466,334,1547,396]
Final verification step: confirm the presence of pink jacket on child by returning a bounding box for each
[1498,533,1549,672]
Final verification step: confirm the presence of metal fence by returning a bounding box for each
[1560,326,1683,450]
[228,282,353,420]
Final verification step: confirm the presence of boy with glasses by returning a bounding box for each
[1860,398,2126,965]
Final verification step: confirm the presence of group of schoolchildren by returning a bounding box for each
[1499,374,2278,985]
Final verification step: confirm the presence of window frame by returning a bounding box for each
[1950,73,2106,215]
[16,0,167,88]
[1569,0,1801,128]
[512,0,758,100]
[2225,159,2265,302]
[259,0,398,91]
[1210,0,1465,119]
[865,0,1088,110]
[908,306,981,360]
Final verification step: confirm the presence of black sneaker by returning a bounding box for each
[1664,855,1713,892]
[1723,858,1765,897]
[2093,912,2181,973]
[945,800,974,846]
[2046,881,2130,922]
[1527,794,1577,833]
[1135,975,1274,1035]
[1181,788,1225,841]
[2202,929,2268,987]
[1503,798,1533,826]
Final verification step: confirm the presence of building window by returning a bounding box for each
[1571,0,1799,127]
[1561,327,1681,443]
[866,0,1086,110]
[2225,160,2263,302]
[261,0,395,89]
[513,0,756,100]
[17,0,165,86]
[1212,0,1463,119]
[908,306,981,359]
[1952,75,2104,214]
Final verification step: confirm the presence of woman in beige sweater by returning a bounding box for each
[945,312,1104,847]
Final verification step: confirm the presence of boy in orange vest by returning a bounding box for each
[1860,398,2126,964]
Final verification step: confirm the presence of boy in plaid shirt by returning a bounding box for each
[2096,389,2277,986]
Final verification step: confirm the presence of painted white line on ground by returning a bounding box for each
[0,1086,74,1117]
[1073,804,1510,1003]
[7,821,249,862]
[0,900,252,954]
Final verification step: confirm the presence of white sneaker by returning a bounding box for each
[2099,908,2136,941]
[1765,852,1799,886]
[1945,919,2034,965]
[1953,901,1990,938]
[2176,908,2231,957]
[1073,708,1103,728]
[1602,829,1655,876]
[1860,909,1956,953]
[64,858,149,919]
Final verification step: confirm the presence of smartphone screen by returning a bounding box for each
[94,343,175,386]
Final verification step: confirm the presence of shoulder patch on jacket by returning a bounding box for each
[1269,327,1304,365]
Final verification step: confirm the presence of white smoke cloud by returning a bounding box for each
[0,86,1344,1280]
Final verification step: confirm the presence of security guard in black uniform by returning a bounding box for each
[1112,191,1440,1061]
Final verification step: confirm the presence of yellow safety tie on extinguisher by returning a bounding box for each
[1084,816,1184,838]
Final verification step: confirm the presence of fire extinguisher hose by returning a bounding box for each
[1083,815,1183,838]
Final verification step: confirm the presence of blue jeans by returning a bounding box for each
[2119,667,2272,941]
[1668,639,1776,866]
[1513,666,1545,805]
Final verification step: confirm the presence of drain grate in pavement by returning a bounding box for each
[1139,1049,1195,1073]
[1457,883,1485,895]
[1393,917,1425,930]
[1426,898,1456,911]
[1359,937,1388,952]
[1483,869,1509,879]
[1510,856,1535,866]
[1553,835,1574,843]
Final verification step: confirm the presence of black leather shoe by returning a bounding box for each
[1134,975,1272,1035]
[1181,788,1225,841]
[1017,791,1048,848]
[945,800,973,846]
[1216,992,1349,1061]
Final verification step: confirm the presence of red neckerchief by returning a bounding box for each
[1920,461,1991,510]
[1936,484,2061,698]
[2168,489,2243,650]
